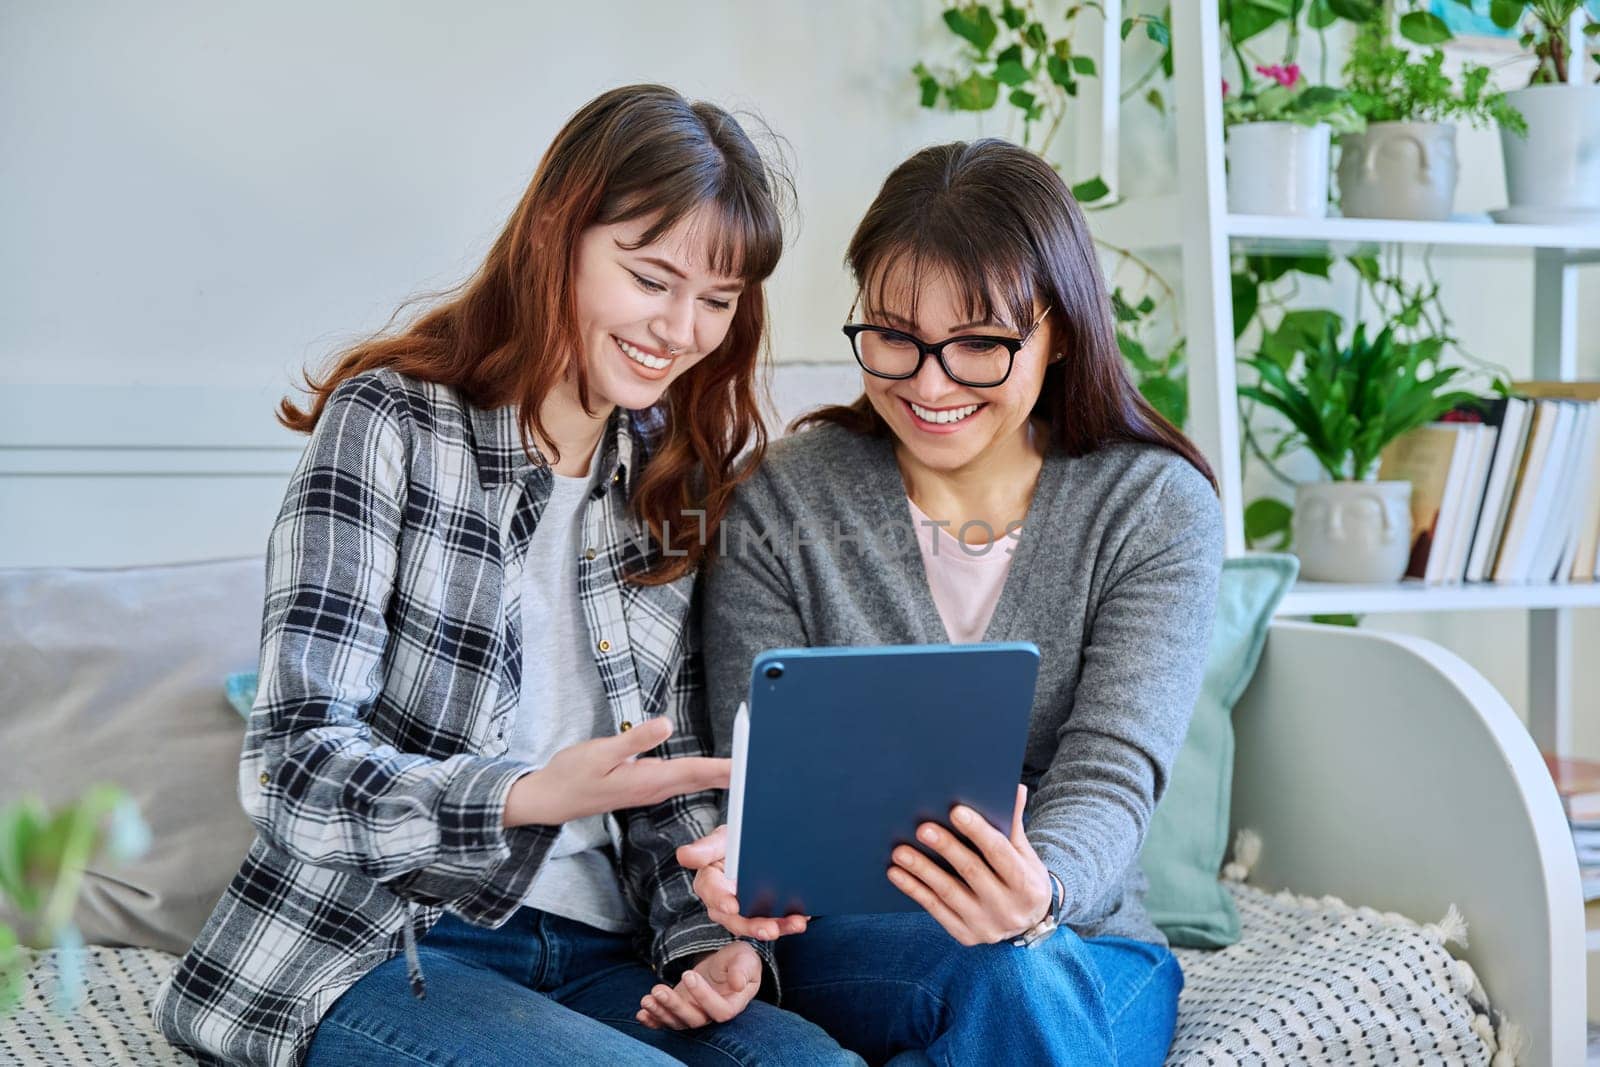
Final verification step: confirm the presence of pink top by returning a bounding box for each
[906,495,1021,644]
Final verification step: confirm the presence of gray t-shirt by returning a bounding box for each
[509,459,635,932]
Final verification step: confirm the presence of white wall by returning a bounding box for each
[5,3,1598,743]
[0,1,980,389]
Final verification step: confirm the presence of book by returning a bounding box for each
[1465,397,1532,583]
[1513,383,1600,583]
[1442,424,1498,584]
[1380,425,1465,581]
[1554,404,1600,582]
[1517,402,1579,582]
[1493,400,1562,582]
[1425,424,1481,584]
[1544,753,1600,822]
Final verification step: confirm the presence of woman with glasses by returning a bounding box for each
[635,139,1223,1065]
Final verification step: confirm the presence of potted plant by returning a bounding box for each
[1,787,147,1017]
[1224,63,1365,217]
[1491,0,1600,223]
[1238,315,1479,583]
[1340,17,1526,220]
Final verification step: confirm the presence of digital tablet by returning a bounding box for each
[725,642,1040,917]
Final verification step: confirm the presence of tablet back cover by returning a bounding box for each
[733,642,1038,917]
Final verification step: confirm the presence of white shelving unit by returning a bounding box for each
[1116,2,1600,769]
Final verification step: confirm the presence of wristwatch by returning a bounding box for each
[1011,872,1066,948]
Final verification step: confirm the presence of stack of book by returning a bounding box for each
[1544,753,1600,901]
[1379,382,1600,585]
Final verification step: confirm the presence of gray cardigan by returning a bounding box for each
[702,421,1224,946]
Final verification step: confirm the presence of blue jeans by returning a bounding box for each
[775,912,1183,1066]
[305,907,860,1066]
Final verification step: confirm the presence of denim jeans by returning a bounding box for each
[305,907,860,1066]
[775,911,1183,1066]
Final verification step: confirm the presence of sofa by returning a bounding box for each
[0,548,1583,1065]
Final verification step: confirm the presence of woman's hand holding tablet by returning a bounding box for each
[676,826,810,942]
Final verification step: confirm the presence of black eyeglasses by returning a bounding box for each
[841,302,1052,388]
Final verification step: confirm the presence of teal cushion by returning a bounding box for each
[1138,553,1297,948]
[224,671,257,719]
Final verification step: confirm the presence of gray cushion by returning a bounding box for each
[0,557,264,956]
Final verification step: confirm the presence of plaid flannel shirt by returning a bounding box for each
[152,368,759,1067]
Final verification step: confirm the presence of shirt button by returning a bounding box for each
[619,721,632,732]
[598,639,611,652]
[258,772,269,785]
[584,548,597,561]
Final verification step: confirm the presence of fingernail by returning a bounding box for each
[953,807,972,826]
[893,849,912,867]
[920,826,939,844]
[685,972,699,986]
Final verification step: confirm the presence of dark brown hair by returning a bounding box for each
[796,138,1215,491]
[279,84,790,583]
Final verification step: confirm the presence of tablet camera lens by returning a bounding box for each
[764,663,784,679]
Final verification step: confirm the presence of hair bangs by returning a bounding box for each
[602,171,781,285]
[859,235,1037,336]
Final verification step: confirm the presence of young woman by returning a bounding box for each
[640,139,1224,1065]
[153,85,855,1067]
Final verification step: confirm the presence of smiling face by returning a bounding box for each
[570,204,746,412]
[858,263,1055,476]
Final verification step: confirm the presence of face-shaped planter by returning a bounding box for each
[1337,122,1459,221]
[1293,481,1413,583]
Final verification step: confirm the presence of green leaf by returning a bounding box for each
[1121,16,1135,39]
[1229,3,1284,44]
[1248,253,1332,283]
[1346,252,1381,283]
[1072,55,1098,76]
[1490,0,1525,29]
[1009,88,1037,111]
[948,71,1001,110]
[1046,54,1076,90]
[944,4,1000,54]
[1308,0,1338,28]
[1145,18,1171,46]
[1244,497,1294,550]
[1070,175,1111,202]
[1146,87,1166,115]
[1231,273,1259,338]
[914,63,941,109]
[1139,375,1188,429]
[1118,333,1158,372]
[1311,613,1361,627]
[1327,0,1380,20]
[995,57,1030,86]
[1399,10,1453,43]
[999,0,1026,30]
[1023,21,1049,51]
[1111,290,1139,323]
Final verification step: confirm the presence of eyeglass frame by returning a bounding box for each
[840,299,1053,388]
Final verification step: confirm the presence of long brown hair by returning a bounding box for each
[279,84,790,583]
[796,138,1215,491]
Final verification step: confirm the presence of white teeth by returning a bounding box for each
[616,337,670,370]
[909,401,981,425]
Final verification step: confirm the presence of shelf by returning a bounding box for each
[1587,899,1600,953]
[1226,212,1600,256]
[1276,579,1600,617]
[1086,200,1600,258]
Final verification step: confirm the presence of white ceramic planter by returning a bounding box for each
[1337,122,1458,221]
[1498,85,1600,223]
[1226,121,1330,217]
[1293,480,1413,584]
